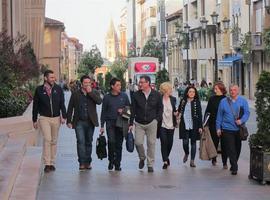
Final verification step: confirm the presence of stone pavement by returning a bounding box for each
[37,92,269,200]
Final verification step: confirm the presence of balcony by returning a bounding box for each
[252,33,264,50]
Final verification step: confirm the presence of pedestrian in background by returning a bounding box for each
[178,86,203,167]
[216,84,250,175]
[129,75,163,173]
[204,82,227,168]
[67,75,102,171]
[100,78,130,171]
[32,70,67,173]
[158,82,177,169]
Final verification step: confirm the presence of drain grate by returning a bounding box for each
[153,185,177,189]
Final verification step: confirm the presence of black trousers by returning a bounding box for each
[209,124,227,165]
[159,127,174,162]
[106,120,124,166]
[221,130,242,171]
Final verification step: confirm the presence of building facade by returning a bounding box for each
[119,7,128,57]
[105,19,119,62]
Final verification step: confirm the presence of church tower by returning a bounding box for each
[105,19,119,63]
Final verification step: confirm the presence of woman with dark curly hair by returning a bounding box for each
[178,86,203,167]
[204,82,228,168]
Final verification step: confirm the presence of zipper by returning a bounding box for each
[144,101,147,121]
[49,94,53,117]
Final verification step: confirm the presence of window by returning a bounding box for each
[201,0,205,16]
[184,5,188,21]
[150,26,156,37]
[255,8,262,32]
[149,7,156,18]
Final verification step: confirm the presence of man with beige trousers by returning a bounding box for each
[32,70,67,173]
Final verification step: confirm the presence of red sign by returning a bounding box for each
[135,62,156,73]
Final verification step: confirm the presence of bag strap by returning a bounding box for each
[226,97,238,120]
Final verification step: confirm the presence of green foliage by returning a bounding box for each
[104,72,113,93]
[97,73,104,90]
[240,33,252,64]
[141,38,163,63]
[263,28,270,56]
[249,71,270,152]
[156,68,169,90]
[110,58,128,91]
[77,44,103,77]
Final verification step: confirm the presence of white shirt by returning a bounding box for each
[184,101,193,130]
[162,98,174,129]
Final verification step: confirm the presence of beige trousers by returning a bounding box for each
[39,116,61,165]
[135,120,157,167]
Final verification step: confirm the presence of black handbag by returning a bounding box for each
[227,98,249,141]
[126,131,134,153]
[96,135,107,160]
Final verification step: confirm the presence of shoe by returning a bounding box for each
[167,158,170,166]
[115,165,122,171]
[190,160,196,168]
[85,164,92,170]
[231,171,237,175]
[79,164,86,171]
[183,154,188,163]
[49,165,56,171]
[139,160,145,169]
[162,162,168,169]
[212,160,217,166]
[108,162,114,170]
[230,166,233,171]
[148,167,154,173]
[223,164,228,169]
[44,165,51,173]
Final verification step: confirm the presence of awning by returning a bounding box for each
[218,55,242,67]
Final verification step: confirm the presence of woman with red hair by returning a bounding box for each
[204,82,228,168]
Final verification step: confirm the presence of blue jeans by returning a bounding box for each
[183,129,196,160]
[106,120,124,166]
[75,120,95,165]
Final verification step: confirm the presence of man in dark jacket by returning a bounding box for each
[129,75,163,173]
[32,70,67,173]
[67,75,102,170]
[100,78,130,171]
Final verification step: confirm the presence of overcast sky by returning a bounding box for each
[45,0,126,56]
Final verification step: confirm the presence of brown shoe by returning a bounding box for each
[190,160,196,168]
[79,164,86,171]
[183,154,188,163]
[85,164,92,170]
[50,165,56,171]
[44,165,51,173]
[223,164,228,169]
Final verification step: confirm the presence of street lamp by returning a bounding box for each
[200,12,230,82]
[184,23,190,82]
[265,0,270,14]
[136,46,141,57]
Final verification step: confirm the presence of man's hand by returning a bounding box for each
[67,123,72,129]
[128,125,133,132]
[86,85,92,93]
[217,129,222,137]
[117,108,123,115]
[199,128,203,134]
[61,117,66,124]
[33,122,38,129]
[174,111,179,116]
[235,119,241,126]
[100,127,105,135]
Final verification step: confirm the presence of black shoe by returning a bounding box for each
[115,165,122,171]
[49,165,56,171]
[148,167,154,173]
[183,154,188,163]
[162,163,168,169]
[231,171,237,175]
[44,165,51,173]
[167,158,170,166]
[108,162,114,170]
[85,164,92,170]
[139,160,145,169]
[79,164,86,171]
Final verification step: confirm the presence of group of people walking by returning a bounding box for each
[32,69,250,176]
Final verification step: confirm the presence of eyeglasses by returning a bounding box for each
[139,81,147,84]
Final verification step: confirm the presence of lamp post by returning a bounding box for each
[136,46,141,57]
[184,23,190,82]
[200,12,230,83]
[265,0,270,14]
[161,35,166,69]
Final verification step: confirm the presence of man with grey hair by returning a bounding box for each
[129,75,163,173]
[216,84,250,175]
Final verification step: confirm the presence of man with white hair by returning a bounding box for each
[216,84,250,175]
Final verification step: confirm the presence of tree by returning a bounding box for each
[110,57,128,91]
[104,72,113,93]
[156,68,170,90]
[263,28,270,56]
[249,71,270,152]
[97,73,104,90]
[77,44,103,77]
[141,38,163,63]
